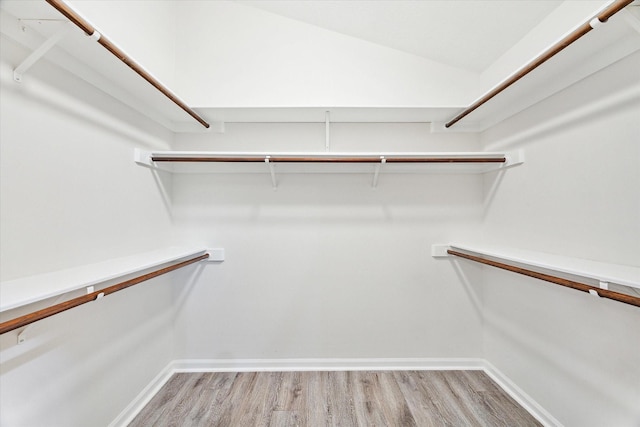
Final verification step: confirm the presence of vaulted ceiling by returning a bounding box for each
[236,0,563,73]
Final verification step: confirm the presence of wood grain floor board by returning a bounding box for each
[196,372,238,427]
[305,371,329,426]
[374,372,417,427]
[185,371,235,426]
[269,410,300,427]
[392,370,449,427]
[444,371,538,427]
[167,373,213,425]
[477,391,541,427]
[440,370,498,427]
[351,371,388,426]
[128,370,542,427]
[432,370,490,426]
[275,371,306,413]
[411,370,475,426]
[211,372,252,427]
[227,372,275,426]
[326,371,359,427]
[132,372,196,426]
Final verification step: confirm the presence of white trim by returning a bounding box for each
[108,361,176,427]
[109,358,559,427]
[172,357,485,372]
[482,360,564,427]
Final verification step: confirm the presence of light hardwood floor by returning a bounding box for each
[129,370,542,426]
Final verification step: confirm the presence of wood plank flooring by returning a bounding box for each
[129,370,542,427]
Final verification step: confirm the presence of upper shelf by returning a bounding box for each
[0,0,210,132]
[446,3,640,131]
[0,247,207,313]
[1,1,637,132]
[185,107,463,125]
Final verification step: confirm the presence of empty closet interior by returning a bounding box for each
[1,0,639,425]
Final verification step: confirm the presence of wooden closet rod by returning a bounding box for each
[45,0,210,129]
[445,0,634,128]
[0,253,209,335]
[151,156,506,163]
[448,249,640,308]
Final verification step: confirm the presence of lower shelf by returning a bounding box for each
[434,243,640,307]
[0,247,208,313]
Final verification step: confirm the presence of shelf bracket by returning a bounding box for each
[16,326,30,345]
[372,156,386,188]
[204,248,225,262]
[14,25,72,83]
[16,292,70,344]
[325,111,331,151]
[134,148,155,168]
[431,244,451,258]
[501,150,525,169]
[265,156,277,190]
[16,321,37,344]
[588,281,609,298]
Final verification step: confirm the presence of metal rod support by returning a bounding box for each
[14,26,71,82]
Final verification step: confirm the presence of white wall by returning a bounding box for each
[67,0,178,88]
[480,0,609,92]
[479,52,640,426]
[0,36,178,426]
[170,124,487,360]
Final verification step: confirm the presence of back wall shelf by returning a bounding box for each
[134,149,524,189]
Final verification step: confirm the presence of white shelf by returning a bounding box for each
[0,247,207,312]
[447,244,640,290]
[193,107,464,125]
[135,150,522,175]
[2,3,637,133]
[456,9,640,131]
[0,2,208,132]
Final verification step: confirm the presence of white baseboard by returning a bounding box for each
[172,357,485,372]
[108,361,176,427]
[482,360,563,427]
[110,358,558,427]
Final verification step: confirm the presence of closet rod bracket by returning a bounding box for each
[89,30,101,41]
[134,149,154,168]
[204,248,225,262]
[502,150,525,169]
[431,244,451,258]
[325,111,331,151]
[372,157,386,188]
[265,156,277,190]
